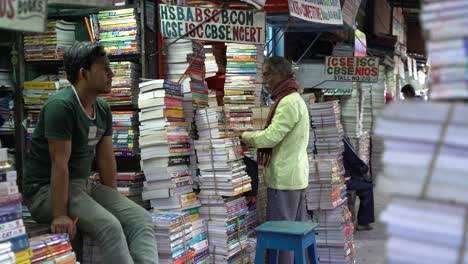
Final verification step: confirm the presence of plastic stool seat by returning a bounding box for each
[255,221,320,264]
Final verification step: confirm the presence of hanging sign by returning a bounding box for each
[288,0,343,25]
[325,56,380,82]
[342,0,362,27]
[0,0,47,32]
[159,4,266,44]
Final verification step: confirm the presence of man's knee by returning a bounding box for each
[95,216,125,237]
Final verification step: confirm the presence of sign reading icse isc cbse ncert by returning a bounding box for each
[324,56,380,83]
[159,4,266,44]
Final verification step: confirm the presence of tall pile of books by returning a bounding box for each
[191,218,209,264]
[23,20,76,61]
[340,85,363,151]
[97,8,140,55]
[361,66,386,132]
[309,101,345,159]
[23,79,60,110]
[163,38,192,93]
[100,61,140,107]
[29,234,76,263]
[0,93,14,132]
[422,1,468,99]
[138,80,200,211]
[204,45,219,78]
[112,111,139,157]
[0,148,31,264]
[187,41,209,110]
[374,101,468,262]
[152,210,195,263]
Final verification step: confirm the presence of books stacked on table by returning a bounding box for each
[23,20,76,61]
[197,195,250,264]
[309,101,345,159]
[380,196,468,264]
[0,93,14,132]
[191,218,209,264]
[101,61,140,107]
[0,69,13,88]
[421,1,468,100]
[0,149,31,264]
[112,111,139,157]
[312,205,355,264]
[306,159,347,211]
[29,234,76,263]
[152,210,195,264]
[138,80,201,211]
[340,85,363,139]
[97,8,140,55]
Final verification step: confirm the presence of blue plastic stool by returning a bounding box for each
[255,221,320,264]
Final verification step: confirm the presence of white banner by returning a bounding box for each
[159,4,266,44]
[0,0,47,32]
[288,0,343,25]
[325,56,380,82]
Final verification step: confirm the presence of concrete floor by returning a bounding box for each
[353,192,388,264]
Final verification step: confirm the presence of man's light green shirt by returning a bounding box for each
[242,93,309,190]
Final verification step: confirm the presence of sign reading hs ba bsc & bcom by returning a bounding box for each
[288,0,343,25]
[159,4,266,44]
[325,57,380,82]
[0,0,47,32]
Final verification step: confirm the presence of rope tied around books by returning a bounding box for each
[420,103,456,198]
[177,42,205,85]
[235,216,246,264]
[180,211,190,263]
[203,109,220,199]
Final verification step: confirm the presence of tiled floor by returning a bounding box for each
[353,192,388,264]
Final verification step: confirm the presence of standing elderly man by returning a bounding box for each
[240,56,310,262]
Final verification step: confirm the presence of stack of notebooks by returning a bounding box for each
[152,210,195,264]
[306,159,347,211]
[29,234,76,263]
[197,195,250,263]
[380,196,468,264]
[100,61,140,107]
[191,219,210,264]
[91,172,149,209]
[0,148,32,264]
[312,206,355,264]
[421,1,468,99]
[193,138,252,197]
[138,80,200,211]
[97,8,140,55]
[0,69,13,88]
[309,101,345,159]
[23,20,76,61]
[112,111,139,157]
[339,85,363,147]
[0,93,14,132]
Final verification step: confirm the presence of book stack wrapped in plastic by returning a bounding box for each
[138,80,201,211]
[162,38,192,94]
[312,206,355,264]
[309,101,345,159]
[197,195,250,263]
[29,234,76,263]
[111,111,139,157]
[152,210,195,264]
[100,61,140,107]
[0,149,32,264]
[97,8,140,55]
[23,20,76,61]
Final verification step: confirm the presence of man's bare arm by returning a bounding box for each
[96,135,117,189]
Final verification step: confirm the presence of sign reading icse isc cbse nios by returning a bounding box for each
[324,56,380,82]
[159,4,266,44]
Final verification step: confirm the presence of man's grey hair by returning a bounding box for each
[265,56,293,78]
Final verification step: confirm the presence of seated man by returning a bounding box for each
[23,42,158,264]
[342,137,375,231]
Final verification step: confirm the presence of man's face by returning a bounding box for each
[84,56,114,95]
[263,63,286,92]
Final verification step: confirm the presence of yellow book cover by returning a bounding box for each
[24,81,58,90]
[15,247,33,262]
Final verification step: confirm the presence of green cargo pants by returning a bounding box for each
[26,179,158,264]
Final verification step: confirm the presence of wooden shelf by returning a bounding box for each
[0,131,15,136]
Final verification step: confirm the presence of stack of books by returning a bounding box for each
[152,210,195,264]
[0,148,31,264]
[195,107,231,139]
[23,79,60,110]
[112,111,139,157]
[0,93,14,132]
[306,159,347,210]
[385,66,396,98]
[29,234,76,263]
[23,20,76,61]
[197,195,250,263]
[361,65,386,133]
[313,206,355,264]
[339,86,363,147]
[97,8,140,55]
[163,38,192,93]
[191,219,209,264]
[422,1,468,99]
[0,69,13,88]
[187,41,209,110]
[204,45,219,78]
[309,101,345,159]
[100,61,140,107]
[138,80,200,211]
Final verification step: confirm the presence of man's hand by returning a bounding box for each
[51,215,76,239]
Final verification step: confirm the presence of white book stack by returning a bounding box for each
[204,45,219,78]
[340,85,363,150]
[163,38,193,93]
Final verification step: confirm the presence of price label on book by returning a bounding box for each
[159,4,266,44]
[0,0,47,32]
[324,56,380,83]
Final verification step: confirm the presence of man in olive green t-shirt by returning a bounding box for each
[23,42,158,264]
